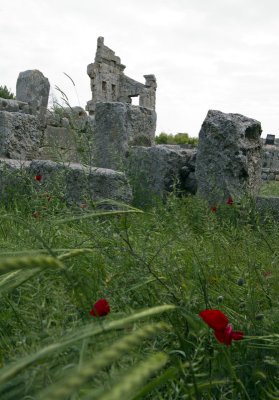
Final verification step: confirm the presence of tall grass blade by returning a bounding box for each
[131,366,178,400]
[97,352,168,400]
[57,248,94,261]
[0,268,40,296]
[0,305,175,386]
[0,255,63,276]
[37,323,169,400]
[54,209,144,224]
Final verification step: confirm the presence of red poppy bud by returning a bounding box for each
[35,175,42,182]
[211,206,217,213]
[226,196,233,205]
[90,298,110,317]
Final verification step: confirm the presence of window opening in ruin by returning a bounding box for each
[102,81,107,91]
[111,84,116,98]
[130,95,139,106]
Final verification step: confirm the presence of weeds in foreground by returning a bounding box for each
[0,192,278,399]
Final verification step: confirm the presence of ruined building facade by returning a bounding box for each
[88,37,158,170]
[86,37,157,115]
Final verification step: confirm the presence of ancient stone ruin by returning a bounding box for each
[16,70,50,123]
[195,110,262,204]
[0,36,277,208]
[89,37,157,170]
[86,37,157,114]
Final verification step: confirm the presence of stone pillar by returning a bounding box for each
[140,75,157,109]
[93,102,156,170]
[16,70,50,123]
[195,110,262,205]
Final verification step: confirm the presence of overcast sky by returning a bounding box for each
[1,0,279,137]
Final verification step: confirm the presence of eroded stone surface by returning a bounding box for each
[0,111,42,159]
[93,102,156,170]
[86,37,156,115]
[126,145,197,204]
[0,158,132,204]
[0,98,30,114]
[30,160,132,204]
[39,126,81,163]
[16,70,50,122]
[195,110,262,204]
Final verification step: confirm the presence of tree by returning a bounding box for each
[0,85,15,99]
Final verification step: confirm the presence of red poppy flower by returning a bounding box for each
[199,309,243,346]
[211,206,217,213]
[90,298,110,317]
[35,175,42,182]
[199,309,228,330]
[214,324,244,345]
[226,196,233,205]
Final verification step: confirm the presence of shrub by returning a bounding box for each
[155,131,198,146]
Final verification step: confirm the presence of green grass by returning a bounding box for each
[0,188,278,399]
[260,180,279,196]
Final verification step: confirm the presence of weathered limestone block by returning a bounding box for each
[126,145,197,204]
[0,98,30,114]
[262,146,279,171]
[195,110,262,204]
[45,110,64,127]
[93,102,156,170]
[0,158,132,204]
[29,160,132,204]
[16,70,50,122]
[61,106,88,131]
[0,111,42,159]
[39,126,81,163]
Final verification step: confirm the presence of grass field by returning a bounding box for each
[0,183,278,399]
[260,180,279,196]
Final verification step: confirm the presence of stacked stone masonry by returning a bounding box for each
[1,35,279,206]
[86,37,157,115]
[261,142,279,181]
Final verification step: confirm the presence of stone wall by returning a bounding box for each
[126,145,197,204]
[0,111,42,159]
[261,144,279,180]
[86,37,157,115]
[3,37,279,207]
[0,158,132,205]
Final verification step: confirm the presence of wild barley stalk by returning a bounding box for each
[0,305,175,386]
[58,248,94,261]
[37,322,170,400]
[0,255,64,275]
[0,268,41,296]
[132,366,178,400]
[97,352,168,400]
